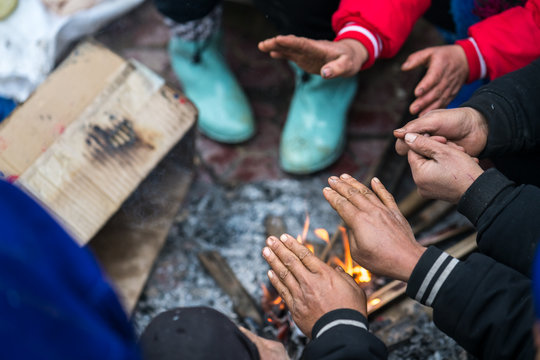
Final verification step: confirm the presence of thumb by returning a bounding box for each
[322,56,356,78]
[404,132,446,160]
[401,48,432,71]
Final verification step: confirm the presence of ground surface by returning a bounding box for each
[96,2,471,359]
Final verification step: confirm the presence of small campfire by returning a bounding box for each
[260,214,390,349]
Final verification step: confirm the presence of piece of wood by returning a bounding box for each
[417,225,473,247]
[198,251,263,326]
[0,41,197,245]
[411,200,455,235]
[367,233,477,315]
[398,190,431,219]
[89,133,195,314]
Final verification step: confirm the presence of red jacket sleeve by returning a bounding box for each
[332,0,430,69]
[456,0,540,82]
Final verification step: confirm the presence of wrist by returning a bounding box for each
[464,107,488,156]
[401,244,427,282]
[339,39,368,73]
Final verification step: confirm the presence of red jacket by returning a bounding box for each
[332,0,540,83]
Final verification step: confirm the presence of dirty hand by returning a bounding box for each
[402,45,469,115]
[258,35,367,78]
[394,107,489,157]
[404,133,484,203]
[324,175,426,282]
[239,327,290,360]
[262,233,367,338]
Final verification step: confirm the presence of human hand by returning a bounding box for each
[258,35,368,78]
[262,234,367,338]
[404,132,484,203]
[323,175,426,282]
[402,45,469,115]
[238,327,290,360]
[394,107,489,157]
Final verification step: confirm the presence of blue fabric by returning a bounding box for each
[0,180,141,360]
[0,97,16,122]
[447,79,487,109]
[533,246,540,318]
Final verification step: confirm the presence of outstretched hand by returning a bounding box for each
[402,45,469,115]
[258,35,368,78]
[404,133,484,203]
[394,107,489,157]
[239,327,289,360]
[262,233,367,338]
[323,175,426,282]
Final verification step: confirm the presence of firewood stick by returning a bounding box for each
[367,233,477,315]
[417,225,473,247]
[398,190,431,219]
[411,200,455,235]
[198,251,263,328]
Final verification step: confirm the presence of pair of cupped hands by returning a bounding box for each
[241,107,490,359]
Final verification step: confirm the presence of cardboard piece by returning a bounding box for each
[0,41,197,245]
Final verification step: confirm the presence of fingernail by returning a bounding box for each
[405,133,418,143]
[395,128,406,133]
[423,133,430,137]
[280,234,288,243]
[373,177,380,183]
[322,68,332,78]
[323,187,332,192]
[417,87,424,95]
[329,176,339,183]
[267,237,275,246]
[263,247,271,257]
[340,174,351,179]
[268,270,274,279]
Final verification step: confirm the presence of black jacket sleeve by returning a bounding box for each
[457,168,540,277]
[302,309,387,360]
[406,246,535,360]
[461,59,540,158]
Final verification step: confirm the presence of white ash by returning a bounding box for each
[132,177,341,335]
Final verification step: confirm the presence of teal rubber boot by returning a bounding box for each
[280,64,358,174]
[169,32,255,143]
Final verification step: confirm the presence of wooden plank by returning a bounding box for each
[198,251,263,326]
[398,190,431,219]
[89,133,195,314]
[0,41,197,244]
[367,233,477,314]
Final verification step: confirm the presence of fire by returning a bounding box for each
[314,228,330,243]
[331,226,372,283]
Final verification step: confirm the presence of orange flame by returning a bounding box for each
[314,228,330,243]
[336,226,372,283]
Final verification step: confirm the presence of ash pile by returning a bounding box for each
[132,175,471,359]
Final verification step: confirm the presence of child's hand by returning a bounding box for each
[402,45,469,116]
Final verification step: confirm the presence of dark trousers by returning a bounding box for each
[154,0,340,40]
[140,307,260,360]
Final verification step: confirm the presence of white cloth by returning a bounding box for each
[0,0,144,102]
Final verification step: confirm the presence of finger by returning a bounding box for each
[401,48,432,72]
[446,141,466,152]
[278,234,321,273]
[323,187,366,228]
[321,56,353,78]
[410,85,443,115]
[330,175,382,208]
[370,177,399,210]
[393,115,443,139]
[404,132,446,160]
[395,138,409,156]
[269,51,285,59]
[473,157,480,164]
[414,59,443,97]
[267,269,294,309]
[407,147,428,175]
[335,266,361,287]
[266,235,313,284]
[262,242,301,293]
[430,135,447,144]
[418,98,447,117]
